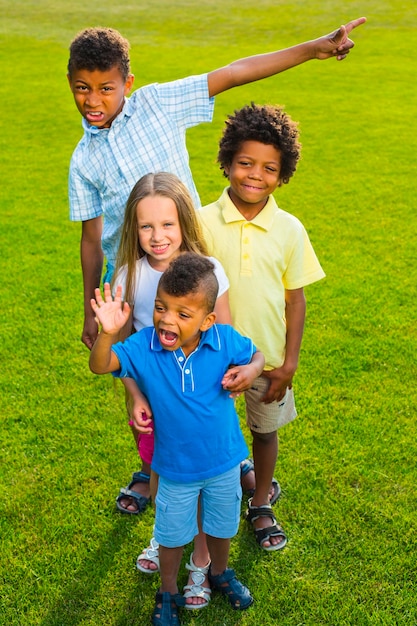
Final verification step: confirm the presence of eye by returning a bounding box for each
[102,86,114,93]
[139,224,151,230]
[179,312,190,319]
[238,160,251,167]
[266,166,278,173]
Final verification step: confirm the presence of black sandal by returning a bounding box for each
[116,471,150,514]
[208,567,253,610]
[151,591,185,626]
[246,497,287,552]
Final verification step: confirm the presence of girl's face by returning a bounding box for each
[136,195,183,270]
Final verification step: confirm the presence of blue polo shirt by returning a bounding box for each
[112,324,254,482]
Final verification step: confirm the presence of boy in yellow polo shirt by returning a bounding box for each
[199,103,325,551]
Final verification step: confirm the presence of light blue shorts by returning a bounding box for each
[154,465,242,548]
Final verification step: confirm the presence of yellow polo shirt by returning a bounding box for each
[199,188,325,369]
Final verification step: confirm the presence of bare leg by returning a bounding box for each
[205,536,230,576]
[159,545,183,593]
[251,430,284,549]
[184,499,211,607]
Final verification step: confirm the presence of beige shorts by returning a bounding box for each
[244,377,297,434]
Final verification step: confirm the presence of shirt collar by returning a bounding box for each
[150,324,222,354]
[219,187,277,231]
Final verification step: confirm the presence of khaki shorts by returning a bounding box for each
[244,377,297,434]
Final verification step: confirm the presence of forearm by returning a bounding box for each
[81,238,103,317]
[251,349,266,378]
[89,331,118,374]
[228,41,316,85]
[283,291,306,373]
[208,41,316,96]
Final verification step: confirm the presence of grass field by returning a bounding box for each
[0,1,416,624]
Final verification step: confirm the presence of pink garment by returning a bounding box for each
[128,418,154,465]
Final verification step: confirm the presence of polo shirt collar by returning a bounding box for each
[219,187,277,231]
[150,324,222,354]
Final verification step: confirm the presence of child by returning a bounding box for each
[112,171,231,513]
[198,103,326,552]
[111,171,231,607]
[89,253,265,626]
[67,18,365,352]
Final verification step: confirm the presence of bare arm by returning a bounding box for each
[214,291,233,325]
[81,217,103,349]
[261,287,306,404]
[208,17,366,96]
[89,284,131,374]
[222,349,265,395]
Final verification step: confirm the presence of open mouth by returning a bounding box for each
[85,111,104,124]
[158,329,178,347]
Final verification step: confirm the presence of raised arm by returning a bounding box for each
[208,17,366,96]
[89,283,131,374]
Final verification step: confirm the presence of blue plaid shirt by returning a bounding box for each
[69,74,214,266]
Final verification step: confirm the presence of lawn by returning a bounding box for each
[0,1,416,625]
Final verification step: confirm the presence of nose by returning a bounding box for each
[86,90,101,107]
[248,165,262,180]
[151,227,163,242]
[160,309,175,325]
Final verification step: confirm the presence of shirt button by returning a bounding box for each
[185,369,190,374]
[178,356,184,362]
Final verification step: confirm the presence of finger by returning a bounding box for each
[344,16,367,35]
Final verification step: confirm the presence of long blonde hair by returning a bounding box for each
[113,172,209,305]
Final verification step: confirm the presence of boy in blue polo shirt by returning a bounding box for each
[89,253,265,625]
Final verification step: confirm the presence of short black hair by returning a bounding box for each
[68,27,131,80]
[158,253,219,313]
[218,103,301,185]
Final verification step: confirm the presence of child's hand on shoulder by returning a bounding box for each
[90,283,131,335]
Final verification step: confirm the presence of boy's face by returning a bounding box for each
[225,140,282,220]
[68,66,134,128]
[153,288,216,356]
[136,195,182,271]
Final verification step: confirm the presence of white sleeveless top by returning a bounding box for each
[114,255,229,331]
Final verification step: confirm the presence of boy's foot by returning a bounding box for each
[208,567,253,610]
[183,552,211,609]
[240,459,281,504]
[152,590,185,626]
[116,471,151,514]
[136,537,160,573]
[246,497,287,551]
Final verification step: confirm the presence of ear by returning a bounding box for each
[200,311,216,332]
[124,73,135,95]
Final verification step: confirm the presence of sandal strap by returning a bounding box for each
[185,552,211,575]
[136,537,160,573]
[246,498,277,525]
[129,470,150,487]
[208,567,253,610]
[152,591,185,626]
[254,524,286,545]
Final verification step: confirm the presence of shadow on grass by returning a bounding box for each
[39,516,145,626]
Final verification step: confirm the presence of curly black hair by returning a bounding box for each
[217,103,301,185]
[158,253,219,313]
[68,27,131,80]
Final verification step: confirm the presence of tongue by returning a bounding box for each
[164,331,177,341]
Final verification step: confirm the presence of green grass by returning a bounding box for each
[0,1,416,624]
